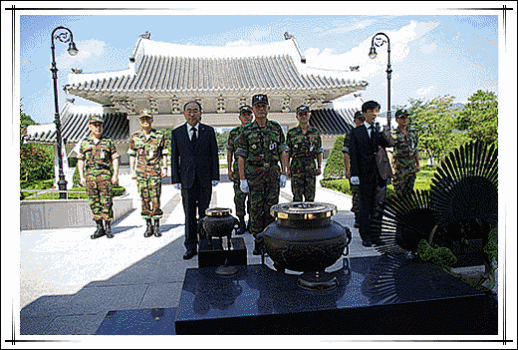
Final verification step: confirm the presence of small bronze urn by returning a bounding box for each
[199,207,240,276]
[257,202,351,290]
[199,208,239,250]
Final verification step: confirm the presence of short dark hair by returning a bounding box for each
[183,101,202,112]
[361,100,381,113]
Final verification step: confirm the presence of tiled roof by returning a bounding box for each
[66,54,367,93]
[24,112,129,144]
[309,108,357,135]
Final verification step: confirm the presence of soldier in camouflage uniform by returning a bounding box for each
[227,105,253,234]
[236,94,289,255]
[342,111,365,227]
[391,109,420,198]
[286,105,323,202]
[78,115,120,239]
[129,109,169,238]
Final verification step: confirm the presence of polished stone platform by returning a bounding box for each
[175,255,497,335]
[198,237,247,268]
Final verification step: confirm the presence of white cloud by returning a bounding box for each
[57,39,107,69]
[292,20,440,82]
[417,86,435,96]
[325,19,375,35]
[420,43,437,54]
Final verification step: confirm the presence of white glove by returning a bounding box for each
[240,180,249,193]
[350,176,360,186]
[212,180,219,187]
[280,174,287,188]
[175,183,182,190]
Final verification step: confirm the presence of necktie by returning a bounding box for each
[369,125,374,138]
[191,127,197,149]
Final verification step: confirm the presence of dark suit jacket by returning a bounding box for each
[171,123,220,189]
[350,124,393,184]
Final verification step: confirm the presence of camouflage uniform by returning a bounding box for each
[236,120,288,236]
[286,125,323,202]
[342,131,359,215]
[227,126,251,217]
[392,127,419,198]
[128,129,168,219]
[78,135,119,221]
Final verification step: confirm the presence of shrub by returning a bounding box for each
[320,179,350,195]
[73,166,80,187]
[323,136,345,180]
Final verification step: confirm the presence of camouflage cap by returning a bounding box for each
[239,105,252,114]
[354,111,364,119]
[88,114,104,124]
[395,109,410,118]
[252,94,269,106]
[139,109,153,118]
[296,105,310,114]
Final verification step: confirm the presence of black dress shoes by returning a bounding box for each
[183,249,197,260]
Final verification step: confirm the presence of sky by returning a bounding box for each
[15,6,502,125]
[3,2,517,347]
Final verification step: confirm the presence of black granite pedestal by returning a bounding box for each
[175,255,497,335]
[198,237,247,268]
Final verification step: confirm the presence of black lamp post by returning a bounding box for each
[368,32,392,130]
[50,26,78,199]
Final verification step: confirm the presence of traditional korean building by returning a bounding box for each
[24,32,367,174]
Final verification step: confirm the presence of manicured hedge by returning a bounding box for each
[323,136,345,180]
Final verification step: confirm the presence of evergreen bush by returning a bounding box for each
[323,136,345,180]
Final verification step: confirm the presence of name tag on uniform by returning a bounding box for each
[100,150,105,158]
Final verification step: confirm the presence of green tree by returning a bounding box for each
[455,90,498,147]
[215,130,230,152]
[323,136,345,180]
[20,108,54,182]
[405,95,462,165]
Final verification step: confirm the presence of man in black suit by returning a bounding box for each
[349,100,393,247]
[171,101,220,260]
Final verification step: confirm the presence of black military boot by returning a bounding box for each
[144,219,154,238]
[153,219,162,237]
[236,215,246,235]
[105,221,114,238]
[91,220,105,239]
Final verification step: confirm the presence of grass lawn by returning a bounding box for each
[21,185,126,200]
[321,160,437,197]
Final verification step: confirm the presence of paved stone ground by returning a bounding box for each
[19,167,383,336]
[19,167,495,338]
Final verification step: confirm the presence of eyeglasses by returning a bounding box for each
[398,116,409,120]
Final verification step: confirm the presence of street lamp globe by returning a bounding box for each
[68,42,78,56]
[368,47,377,59]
